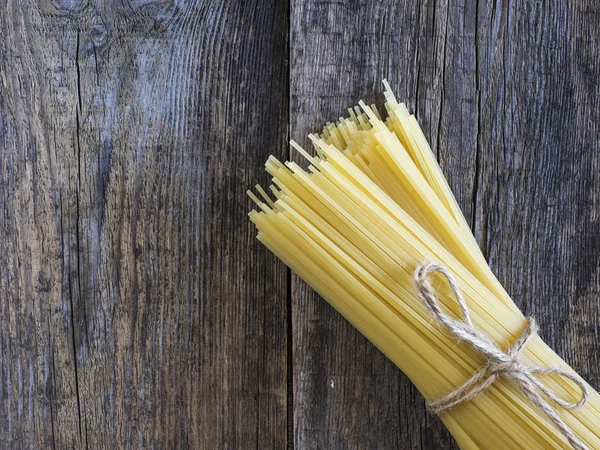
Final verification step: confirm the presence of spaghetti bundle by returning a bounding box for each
[248,82,600,449]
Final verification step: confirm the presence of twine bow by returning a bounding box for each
[414,262,589,450]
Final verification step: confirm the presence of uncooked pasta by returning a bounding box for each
[248,82,600,449]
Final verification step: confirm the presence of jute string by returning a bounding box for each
[413,262,589,450]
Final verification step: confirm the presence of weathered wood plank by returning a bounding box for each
[1,0,599,448]
[0,1,289,448]
[290,0,458,448]
[291,0,600,448]
[474,0,600,400]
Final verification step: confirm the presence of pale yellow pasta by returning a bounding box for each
[248,83,600,449]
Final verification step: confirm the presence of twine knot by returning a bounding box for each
[414,262,589,450]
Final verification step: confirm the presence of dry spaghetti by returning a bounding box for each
[248,82,600,449]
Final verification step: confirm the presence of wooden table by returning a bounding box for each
[1,1,599,448]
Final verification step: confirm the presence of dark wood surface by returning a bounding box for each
[1,1,599,449]
[0,1,289,448]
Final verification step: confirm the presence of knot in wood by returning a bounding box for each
[90,22,108,47]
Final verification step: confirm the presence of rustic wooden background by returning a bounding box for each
[1,0,599,448]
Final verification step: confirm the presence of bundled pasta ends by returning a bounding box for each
[248,82,600,449]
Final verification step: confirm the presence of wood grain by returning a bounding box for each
[1,0,600,448]
[290,0,600,448]
[474,0,600,392]
[0,1,289,448]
